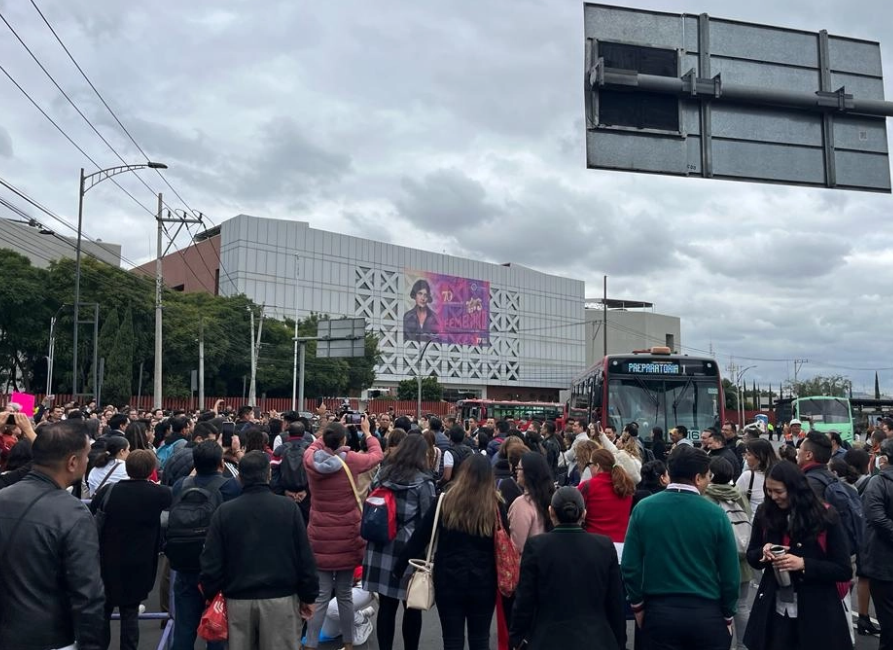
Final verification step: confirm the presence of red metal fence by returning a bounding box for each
[2,394,454,417]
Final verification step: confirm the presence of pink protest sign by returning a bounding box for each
[10,392,36,416]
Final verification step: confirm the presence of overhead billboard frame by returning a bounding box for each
[583,3,893,192]
[316,317,366,358]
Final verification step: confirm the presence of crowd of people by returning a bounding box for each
[2,395,893,650]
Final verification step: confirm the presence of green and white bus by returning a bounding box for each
[792,396,854,442]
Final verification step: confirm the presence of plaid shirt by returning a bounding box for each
[362,469,436,599]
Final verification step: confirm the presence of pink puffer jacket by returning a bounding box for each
[304,435,383,570]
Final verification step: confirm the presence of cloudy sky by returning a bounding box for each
[1,0,891,391]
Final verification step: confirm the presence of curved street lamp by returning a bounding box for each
[72,162,167,398]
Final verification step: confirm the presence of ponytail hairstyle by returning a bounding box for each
[591,448,635,498]
[94,436,129,468]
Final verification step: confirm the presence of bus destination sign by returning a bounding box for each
[625,362,681,375]
[614,358,719,377]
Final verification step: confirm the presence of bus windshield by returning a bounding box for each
[607,377,720,438]
[796,398,851,424]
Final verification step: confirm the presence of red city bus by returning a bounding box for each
[455,399,564,430]
[568,347,725,442]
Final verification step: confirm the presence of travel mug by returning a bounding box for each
[770,544,791,587]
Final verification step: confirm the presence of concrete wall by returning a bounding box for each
[584,308,682,368]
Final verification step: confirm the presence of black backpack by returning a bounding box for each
[813,471,865,555]
[164,475,228,572]
[273,440,310,493]
[450,443,475,475]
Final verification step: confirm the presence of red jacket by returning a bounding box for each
[578,473,632,543]
[304,435,383,570]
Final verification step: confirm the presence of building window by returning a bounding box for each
[173,284,185,292]
[665,333,675,352]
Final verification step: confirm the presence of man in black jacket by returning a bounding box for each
[702,428,742,480]
[0,420,105,650]
[201,451,319,650]
[862,439,893,648]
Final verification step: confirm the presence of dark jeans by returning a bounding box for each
[436,588,495,650]
[101,603,139,650]
[643,596,731,650]
[172,571,225,650]
[376,594,422,650]
[871,578,893,650]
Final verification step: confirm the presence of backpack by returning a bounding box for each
[273,440,310,492]
[157,438,187,469]
[164,475,228,572]
[360,486,397,543]
[450,443,474,475]
[719,499,753,556]
[813,472,865,555]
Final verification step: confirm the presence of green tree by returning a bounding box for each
[397,376,443,401]
[0,249,56,392]
[722,378,738,411]
[90,308,118,400]
[786,374,852,398]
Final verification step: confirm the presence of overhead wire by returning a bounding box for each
[0,10,213,291]
[26,0,238,293]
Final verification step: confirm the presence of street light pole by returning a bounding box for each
[73,161,167,399]
[72,169,85,397]
[417,338,435,420]
[47,304,68,396]
[154,193,164,410]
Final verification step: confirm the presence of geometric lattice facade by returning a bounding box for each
[219,215,586,392]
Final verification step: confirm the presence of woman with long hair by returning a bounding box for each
[422,429,442,476]
[743,461,852,650]
[572,440,601,485]
[737,439,778,520]
[397,454,505,650]
[598,428,642,484]
[496,439,527,510]
[509,452,554,552]
[578,448,635,542]
[124,421,151,451]
[87,436,130,496]
[362,435,435,650]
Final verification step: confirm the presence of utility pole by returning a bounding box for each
[603,275,608,357]
[793,359,809,396]
[291,256,301,411]
[154,196,203,410]
[198,318,205,410]
[417,338,436,419]
[248,305,265,406]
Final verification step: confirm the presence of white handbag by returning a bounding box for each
[405,495,444,611]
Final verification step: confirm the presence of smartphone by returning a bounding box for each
[347,413,363,425]
[5,414,14,426]
[221,422,236,448]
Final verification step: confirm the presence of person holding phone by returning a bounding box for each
[743,461,852,650]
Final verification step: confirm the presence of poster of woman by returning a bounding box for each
[403,270,490,346]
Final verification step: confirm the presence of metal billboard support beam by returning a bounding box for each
[590,63,893,118]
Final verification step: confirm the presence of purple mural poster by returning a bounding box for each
[403,270,490,346]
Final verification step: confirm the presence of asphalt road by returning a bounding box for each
[114,576,880,650]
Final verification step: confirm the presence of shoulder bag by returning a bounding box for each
[494,504,521,597]
[336,455,363,511]
[406,494,445,610]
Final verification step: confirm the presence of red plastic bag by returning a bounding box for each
[198,592,228,642]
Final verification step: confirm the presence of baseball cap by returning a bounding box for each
[789,419,802,426]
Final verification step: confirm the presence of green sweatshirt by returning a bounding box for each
[621,488,740,618]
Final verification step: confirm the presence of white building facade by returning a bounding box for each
[218,215,585,399]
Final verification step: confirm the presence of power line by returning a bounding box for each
[0,10,214,292]
[25,0,237,294]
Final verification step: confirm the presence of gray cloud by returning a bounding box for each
[2,0,893,390]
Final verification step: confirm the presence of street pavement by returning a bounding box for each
[115,574,881,649]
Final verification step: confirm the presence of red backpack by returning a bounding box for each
[360,487,397,543]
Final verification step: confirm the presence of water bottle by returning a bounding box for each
[770,544,792,587]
